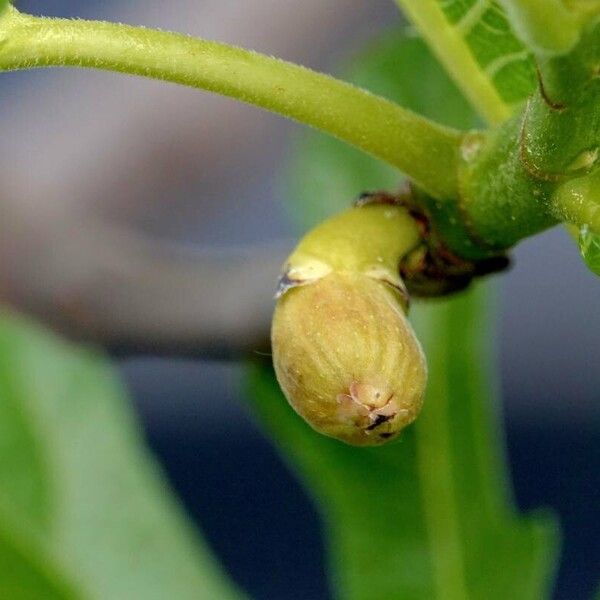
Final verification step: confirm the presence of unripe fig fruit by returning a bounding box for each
[271,201,427,445]
[272,265,427,446]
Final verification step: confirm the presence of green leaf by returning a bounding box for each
[578,225,600,276]
[0,510,79,600]
[249,286,557,599]
[395,0,537,124]
[253,28,558,599]
[0,311,243,600]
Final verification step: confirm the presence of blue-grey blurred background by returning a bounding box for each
[3,1,599,598]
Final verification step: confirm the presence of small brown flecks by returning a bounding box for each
[379,433,394,439]
[536,65,567,112]
[518,102,568,183]
[376,276,410,308]
[366,413,393,431]
[354,190,401,208]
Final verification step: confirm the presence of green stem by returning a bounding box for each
[497,0,580,55]
[394,0,511,126]
[0,6,462,200]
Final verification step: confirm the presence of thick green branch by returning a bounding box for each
[0,6,462,200]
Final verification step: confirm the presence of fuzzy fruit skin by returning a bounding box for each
[271,270,427,446]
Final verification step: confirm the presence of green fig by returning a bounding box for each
[271,201,427,446]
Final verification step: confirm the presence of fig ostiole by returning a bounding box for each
[271,202,427,446]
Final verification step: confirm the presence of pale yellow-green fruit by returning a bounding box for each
[271,270,427,446]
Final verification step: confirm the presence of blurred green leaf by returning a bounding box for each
[255,28,558,599]
[0,310,242,600]
[578,225,600,276]
[426,0,537,105]
[394,0,537,124]
[0,511,79,600]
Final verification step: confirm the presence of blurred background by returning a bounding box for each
[1,1,598,598]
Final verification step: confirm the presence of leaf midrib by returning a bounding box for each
[394,0,511,125]
[414,306,469,600]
